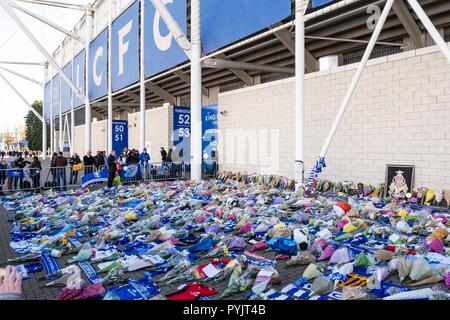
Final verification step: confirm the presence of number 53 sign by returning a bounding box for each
[112,120,128,154]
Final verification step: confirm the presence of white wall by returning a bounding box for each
[218,44,450,190]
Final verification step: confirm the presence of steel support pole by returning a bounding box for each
[0,1,85,100]
[50,71,54,155]
[139,0,146,151]
[295,0,306,188]
[190,0,202,181]
[107,0,113,153]
[59,52,63,152]
[407,0,450,64]
[42,64,48,159]
[305,0,394,191]
[70,39,75,155]
[318,0,394,158]
[85,11,93,154]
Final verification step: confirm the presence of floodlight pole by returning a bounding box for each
[139,0,146,151]
[190,0,202,181]
[294,0,308,189]
[305,0,395,191]
[107,0,113,153]
[85,10,93,154]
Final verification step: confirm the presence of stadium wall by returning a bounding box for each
[218,44,450,190]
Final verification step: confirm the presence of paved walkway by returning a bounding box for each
[0,203,305,300]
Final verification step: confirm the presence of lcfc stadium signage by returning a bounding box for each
[44,81,51,120]
[61,62,72,114]
[112,0,140,92]
[51,74,60,117]
[46,0,292,119]
[72,50,86,108]
[89,29,108,101]
[201,105,218,167]
[144,0,187,77]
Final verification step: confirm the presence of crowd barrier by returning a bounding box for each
[0,161,219,193]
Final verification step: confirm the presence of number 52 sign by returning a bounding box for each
[112,120,128,154]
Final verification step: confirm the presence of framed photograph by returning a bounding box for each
[385,164,415,198]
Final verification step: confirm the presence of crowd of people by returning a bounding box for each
[0,146,175,192]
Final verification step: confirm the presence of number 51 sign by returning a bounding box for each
[112,120,128,154]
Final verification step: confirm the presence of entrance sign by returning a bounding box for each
[112,120,128,154]
[112,0,140,92]
[144,0,187,77]
[202,105,218,167]
[172,106,191,163]
[89,29,108,101]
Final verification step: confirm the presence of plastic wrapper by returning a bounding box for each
[310,276,333,296]
[409,258,434,281]
[302,263,322,280]
[286,252,316,267]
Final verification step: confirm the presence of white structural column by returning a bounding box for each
[190,0,202,181]
[407,0,450,63]
[59,49,63,152]
[42,64,48,159]
[139,0,146,151]
[318,0,394,158]
[107,0,113,152]
[50,69,54,155]
[85,10,93,154]
[294,0,306,188]
[70,39,75,155]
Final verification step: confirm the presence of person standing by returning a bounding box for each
[94,151,105,169]
[107,150,117,188]
[69,153,82,185]
[29,156,42,192]
[15,153,29,189]
[83,150,95,175]
[50,152,58,187]
[140,148,150,165]
[160,147,167,163]
[54,152,68,191]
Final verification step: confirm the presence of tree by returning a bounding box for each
[24,100,50,152]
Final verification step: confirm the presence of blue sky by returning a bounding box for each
[0,1,88,132]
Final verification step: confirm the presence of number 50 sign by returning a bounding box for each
[112,120,128,154]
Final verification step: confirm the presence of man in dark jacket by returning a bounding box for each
[83,150,95,175]
[54,152,68,191]
[69,153,82,185]
[160,147,167,162]
[107,150,117,188]
[94,151,105,169]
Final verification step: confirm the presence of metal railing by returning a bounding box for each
[0,161,219,193]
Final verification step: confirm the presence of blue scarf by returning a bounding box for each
[78,261,103,283]
[41,254,60,275]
